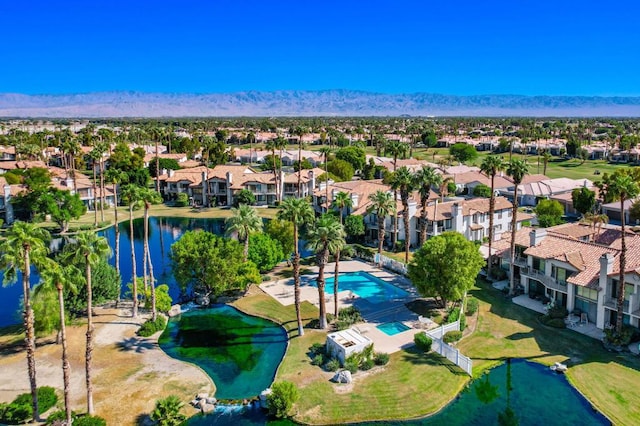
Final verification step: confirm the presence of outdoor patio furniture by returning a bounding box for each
[580,313,588,325]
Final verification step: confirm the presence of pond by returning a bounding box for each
[0,216,309,327]
[159,305,288,400]
[186,359,610,425]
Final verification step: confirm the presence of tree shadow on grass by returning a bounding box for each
[117,336,158,353]
[401,347,469,376]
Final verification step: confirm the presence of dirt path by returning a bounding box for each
[0,307,213,425]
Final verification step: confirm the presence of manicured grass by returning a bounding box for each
[235,286,470,424]
[458,279,640,425]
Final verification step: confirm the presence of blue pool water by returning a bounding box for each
[377,321,411,336]
[323,272,409,304]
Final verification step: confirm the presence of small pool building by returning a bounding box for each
[326,328,372,364]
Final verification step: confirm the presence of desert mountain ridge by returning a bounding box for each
[1,90,640,118]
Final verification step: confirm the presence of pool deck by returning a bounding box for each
[260,260,431,353]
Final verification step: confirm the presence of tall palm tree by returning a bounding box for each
[274,136,288,202]
[506,159,529,295]
[391,167,415,263]
[62,231,111,416]
[0,222,50,421]
[139,188,162,320]
[319,146,332,212]
[265,139,280,202]
[414,166,442,246]
[121,184,141,317]
[104,168,128,280]
[331,192,352,317]
[480,155,505,280]
[582,212,609,240]
[293,126,307,197]
[367,190,395,265]
[37,260,80,426]
[306,215,345,329]
[609,173,640,334]
[225,204,263,261]
[277,197,315,336]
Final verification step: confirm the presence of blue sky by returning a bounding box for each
[2,0,639,96]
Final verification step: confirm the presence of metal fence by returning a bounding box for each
[425,320,473,376]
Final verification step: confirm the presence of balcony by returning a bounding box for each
[605,298,631,313]
[520,267,568,293]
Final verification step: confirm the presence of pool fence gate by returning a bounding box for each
[425,320,473,376]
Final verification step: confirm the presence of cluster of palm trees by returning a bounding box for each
[0,223,111,424]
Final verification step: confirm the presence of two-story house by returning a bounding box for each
[493,222,640,330]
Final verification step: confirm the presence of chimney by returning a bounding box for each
[452,203,462,217]
[168,169,175,178]
[161,168,167,177]
[599,253,615,288]
[308,170,316,189]
[351,193,359,209]
[529,228,547,246]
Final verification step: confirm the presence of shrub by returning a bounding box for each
[460,313,467,330]
[414,332,432,352]
[373,352,390,366]
[174,192,189,207]
[73,415,107,426]
[267,381,299,419]
[143,284,173,313]
[344,359,359,374]
[465,298,479,316]
[150,395,187,426]
[335,306,363,330]
[0,402,32,424]
[443,330,463,343]
[324,358,341,372]
[137,315,168,337]
[46,410,78,424]
[447,306,461,323]
[547,304,569,319]
[309,342,326,356]
[311,354,325,366]
[360,358,374,371]
[604,326,635,346]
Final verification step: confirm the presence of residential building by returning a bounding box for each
[492,222,640,330]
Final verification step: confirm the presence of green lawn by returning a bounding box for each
[235,278,640,425]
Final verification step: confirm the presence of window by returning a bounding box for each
[532,257,545,273]
[576,286,598,301]
[497,211,503,219]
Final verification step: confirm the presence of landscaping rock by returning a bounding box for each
[168,304,181,317]
[205,397,217,405]
[196,392,209,400]
[331,370,352,383]
[195,294,210,306]
[190,399,199,407]
[201,403,216,414]
[259,388,272,409]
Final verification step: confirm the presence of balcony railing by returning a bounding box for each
[520,267,568,293]
[605,298,630,313]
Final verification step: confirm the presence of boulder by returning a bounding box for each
[205,397,217,405]
[331,370,352,384]
[168,304,181,317]
[195,293,210,306]
[190,399,199,407]
[196,392,209,400]
[259,388,272,409]
[201,403,216,414]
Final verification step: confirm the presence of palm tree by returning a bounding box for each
[121,184,141,317]
[582,212,609,240]
[480,155,505,280]
[89,147,102,227]
[506,159,529,295]
[139,188,163,320]
[319,146,332,212]
[367,190,395,265]
[274,136,288,202]
[265,139,280,202]
[542,150,552,176]
[62,231,111,415]
[385,140,408,171]
[37,260,80,426]
[391,166,415,263]
[306,215,345,329]
[277,197,315,336]
[0,222,50,421]
[331,192,352,316]
[609,173,640,334]
[225,204,263,261]
[414,166,442,246]
[104,168,128,280]
[293,126,307,197]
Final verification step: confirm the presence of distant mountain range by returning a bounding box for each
[1,90,640,118]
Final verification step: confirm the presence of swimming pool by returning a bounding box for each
[323,272,409,304]
[377,321,411,336]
